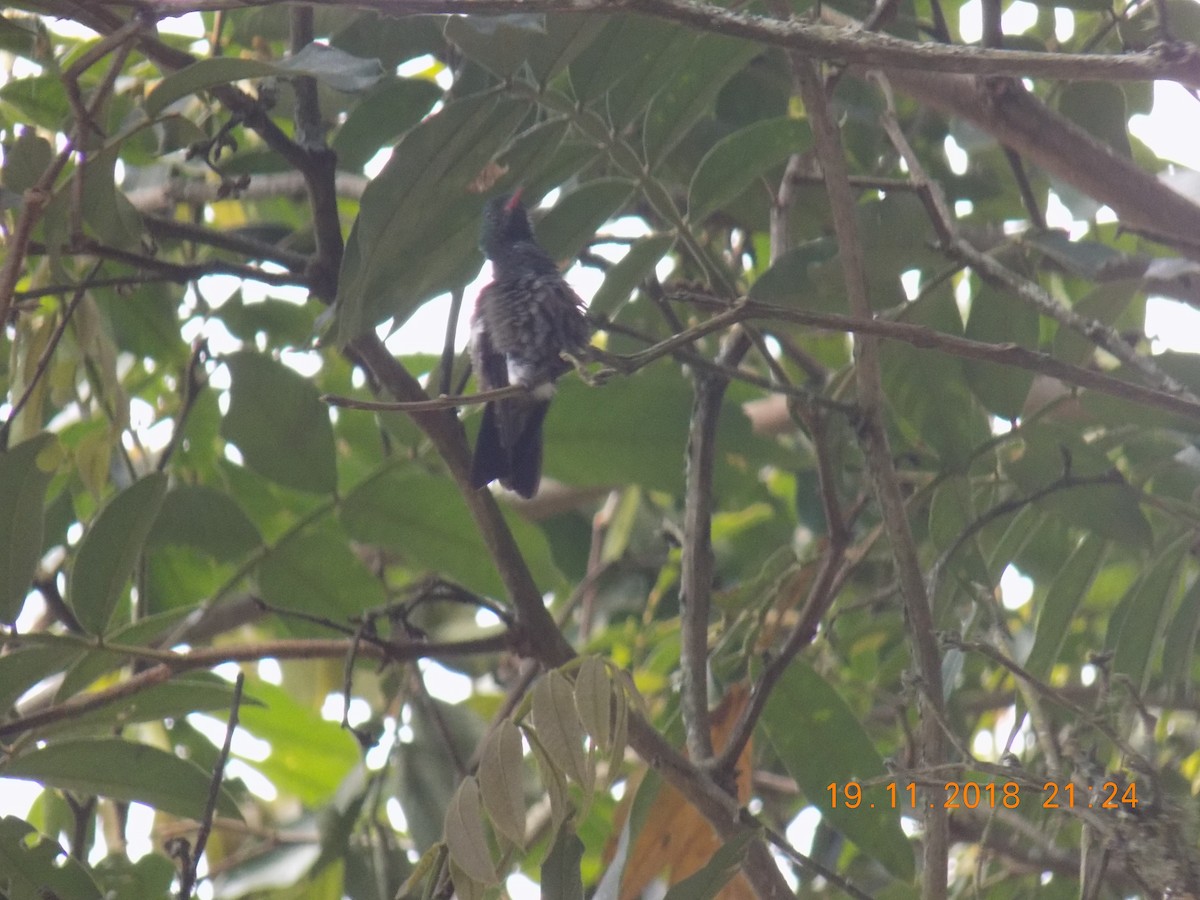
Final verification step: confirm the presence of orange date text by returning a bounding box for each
[826,780,1138,810]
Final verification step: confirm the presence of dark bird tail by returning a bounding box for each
[470,398,551,499]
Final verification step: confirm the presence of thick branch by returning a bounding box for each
[133,0,1200,87]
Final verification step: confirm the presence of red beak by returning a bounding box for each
[505,188,524,211]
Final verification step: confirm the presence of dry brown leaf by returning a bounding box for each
[608,683,755,900]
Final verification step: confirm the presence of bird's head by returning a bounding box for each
[481,189,536,259]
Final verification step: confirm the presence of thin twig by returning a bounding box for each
[181,672,245,900]
[0,260,101,449]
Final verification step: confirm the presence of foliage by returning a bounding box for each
[3,1,1200,899]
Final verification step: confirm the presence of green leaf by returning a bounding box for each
[963,281,1039,419]
[145,44,384,117]
[236,679,361,806]
[444,778,496,883]
[525,14,608,84]
[221,351,337,494]
[535,178,633,264]
[0,433,59,623]
[1,738,242,820]
[568,15,683,105]
[79,141,142,249]
[68,474,168,635]
[334,93,527,341]
[147,485,261,562]
[573,656,611,752]
[0,816,102,900]
[1024,534,1105,680]
[761,660,914,880]
[748,239,837,306]
[0,74,71,130]
[589,234,675,317]
[1052,280,1140,367]
[1,127,52,193]
[477,720,527,848]
[643,33,760,164]
[541,822,585,900]
[330,76,442,170]
[1056,82,1131,158]
[340,469,561,599]
[1004,427,1152,547]
[0,643,84,715]
[444,15,549,79]
[257,526,387,625]
[1108,534,1188,690]
[1162,577,1200,691]
[545,363,759,496]
[689,117,812,222]
[39,675,254,739]
[532,671,591,792]
[661,828,755,900]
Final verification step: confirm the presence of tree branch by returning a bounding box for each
[794,57,949,899]
[131,0,1200,88]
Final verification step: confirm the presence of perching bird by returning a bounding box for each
[469,191,591,498]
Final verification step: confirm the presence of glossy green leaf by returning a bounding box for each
[2,738,242,820]
[0,433,59,623]
[0,816,102,900]
[589,234,675,317]
[145,44,384,117]
[761,660,914,881]
[1025,534,1105,680]
[335,93,526,341]
[541,822,585,900]
[221,351,337,494]
[68,473,168,635]
[340,469,561,599]
[689,117,811,222]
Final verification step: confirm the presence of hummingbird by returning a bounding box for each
[469,191,591,498]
